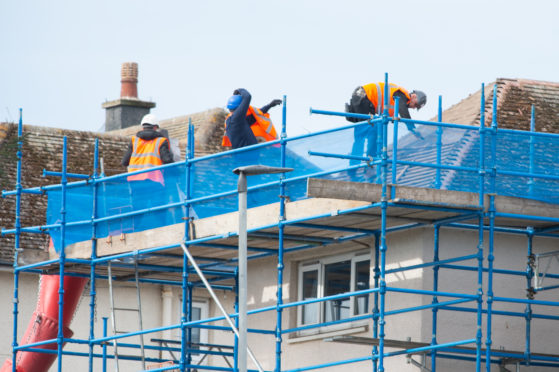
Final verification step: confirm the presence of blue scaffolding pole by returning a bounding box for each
[485,85,499,372]
[181,119,194,372]
[376,73,391,372]
[88,138,100,371]
[10,109,24,372]
[275,95,288,372]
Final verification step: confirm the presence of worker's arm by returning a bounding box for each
[394,91,423,139]
[121,142,133,167]
[159,139,174,164]
[230,89,252,122]
[260,99,282,114]
[394,91,411,120]
[226,89,258,148]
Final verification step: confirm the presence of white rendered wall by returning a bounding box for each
[0,271,163,372]
[419,227,559,371]
[1,225,558,372]
[201,227,559,371]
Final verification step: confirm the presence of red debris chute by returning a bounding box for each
[0,274,88,372]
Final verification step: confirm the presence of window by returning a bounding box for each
[175,299,209,364]
[298,253,370,328]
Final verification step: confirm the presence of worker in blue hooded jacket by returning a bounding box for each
[225,88,258,149]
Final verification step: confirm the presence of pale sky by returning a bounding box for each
[1,0,558,137]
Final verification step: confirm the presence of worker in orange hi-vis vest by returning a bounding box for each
[121,114,174,228]
[346,82,426,120]
[345,82,427,166]
[222,88,282,149]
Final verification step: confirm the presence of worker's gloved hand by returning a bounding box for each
[233,89,241,95]
[270,99,282,107]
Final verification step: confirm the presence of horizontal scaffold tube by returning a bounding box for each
[440,305,559,321]
[282,354,372,372]
[383,338,477,358]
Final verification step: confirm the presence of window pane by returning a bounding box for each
[191,307,201,345]
[302,270,319,324]
[324,260,351,322]
[354,260,370,315]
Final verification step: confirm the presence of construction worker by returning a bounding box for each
[121,114,174,227]
[222,88,282,149]
[121,114,174,178]
[345,82,426,165]
[345,82,426,122]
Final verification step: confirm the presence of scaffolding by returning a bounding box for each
[2,74,559,372]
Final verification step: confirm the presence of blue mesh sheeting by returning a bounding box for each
[46,121,559,253]
[47,139,327,252]
[388,123,559,202]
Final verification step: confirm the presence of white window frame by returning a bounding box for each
[297,262,320,327]
[175,298,209,365]
[297,252,370,333]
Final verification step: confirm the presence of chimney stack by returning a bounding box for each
[120,62,138,98]
[102,62,155,131]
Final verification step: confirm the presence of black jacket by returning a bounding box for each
[121,129,174,167]
[225,89,258,149]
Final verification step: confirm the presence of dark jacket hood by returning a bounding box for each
[136,129,165,141]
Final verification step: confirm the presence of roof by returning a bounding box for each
[493,78,559,133]
[2,78,558,264]
[0,124,129,264]
[429,78,559,131]
[110,107,228,158]
[0,108,229,265]
[392,78,559,202]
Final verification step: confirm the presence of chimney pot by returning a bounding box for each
[103,62,155,131]
[120,62,139,98]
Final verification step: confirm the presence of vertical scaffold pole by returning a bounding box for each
[181,119,194,372]
[275,95,288,372]
[102,317,108,372]
[525,228,534,365]
[528,105,536,197]
[238,170,248,372]
[57,136,69,371]
[234,271,239,372]
[377,72,390,372]
[372,232,380,372]
[431,224,440,372]
[89,139,100,371]
[391,97,400,199]
[11,109,24,372]
[187,282,193,371]
[476,83,486,372]
[435,96,443,189]
[187,119,195,371]
[485,85,498,372]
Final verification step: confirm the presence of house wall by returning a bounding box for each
[0,271,163,372]
[198,227,559,372]
[201,232,428,372]
[2,225,558,371]
[419,227,559,372]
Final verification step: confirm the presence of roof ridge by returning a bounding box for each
[0,122,129,140]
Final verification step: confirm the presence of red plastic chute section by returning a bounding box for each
[0,274,88,372]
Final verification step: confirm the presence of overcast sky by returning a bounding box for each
[1,0,558,137]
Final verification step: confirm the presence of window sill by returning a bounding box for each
[287,322,368,344]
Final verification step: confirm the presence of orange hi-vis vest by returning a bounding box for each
[127,135,168,185]
[222,106,279,147]
[362,83,411,117]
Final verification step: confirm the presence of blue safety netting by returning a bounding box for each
[389,122,559,204]
[46,120,559,253]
